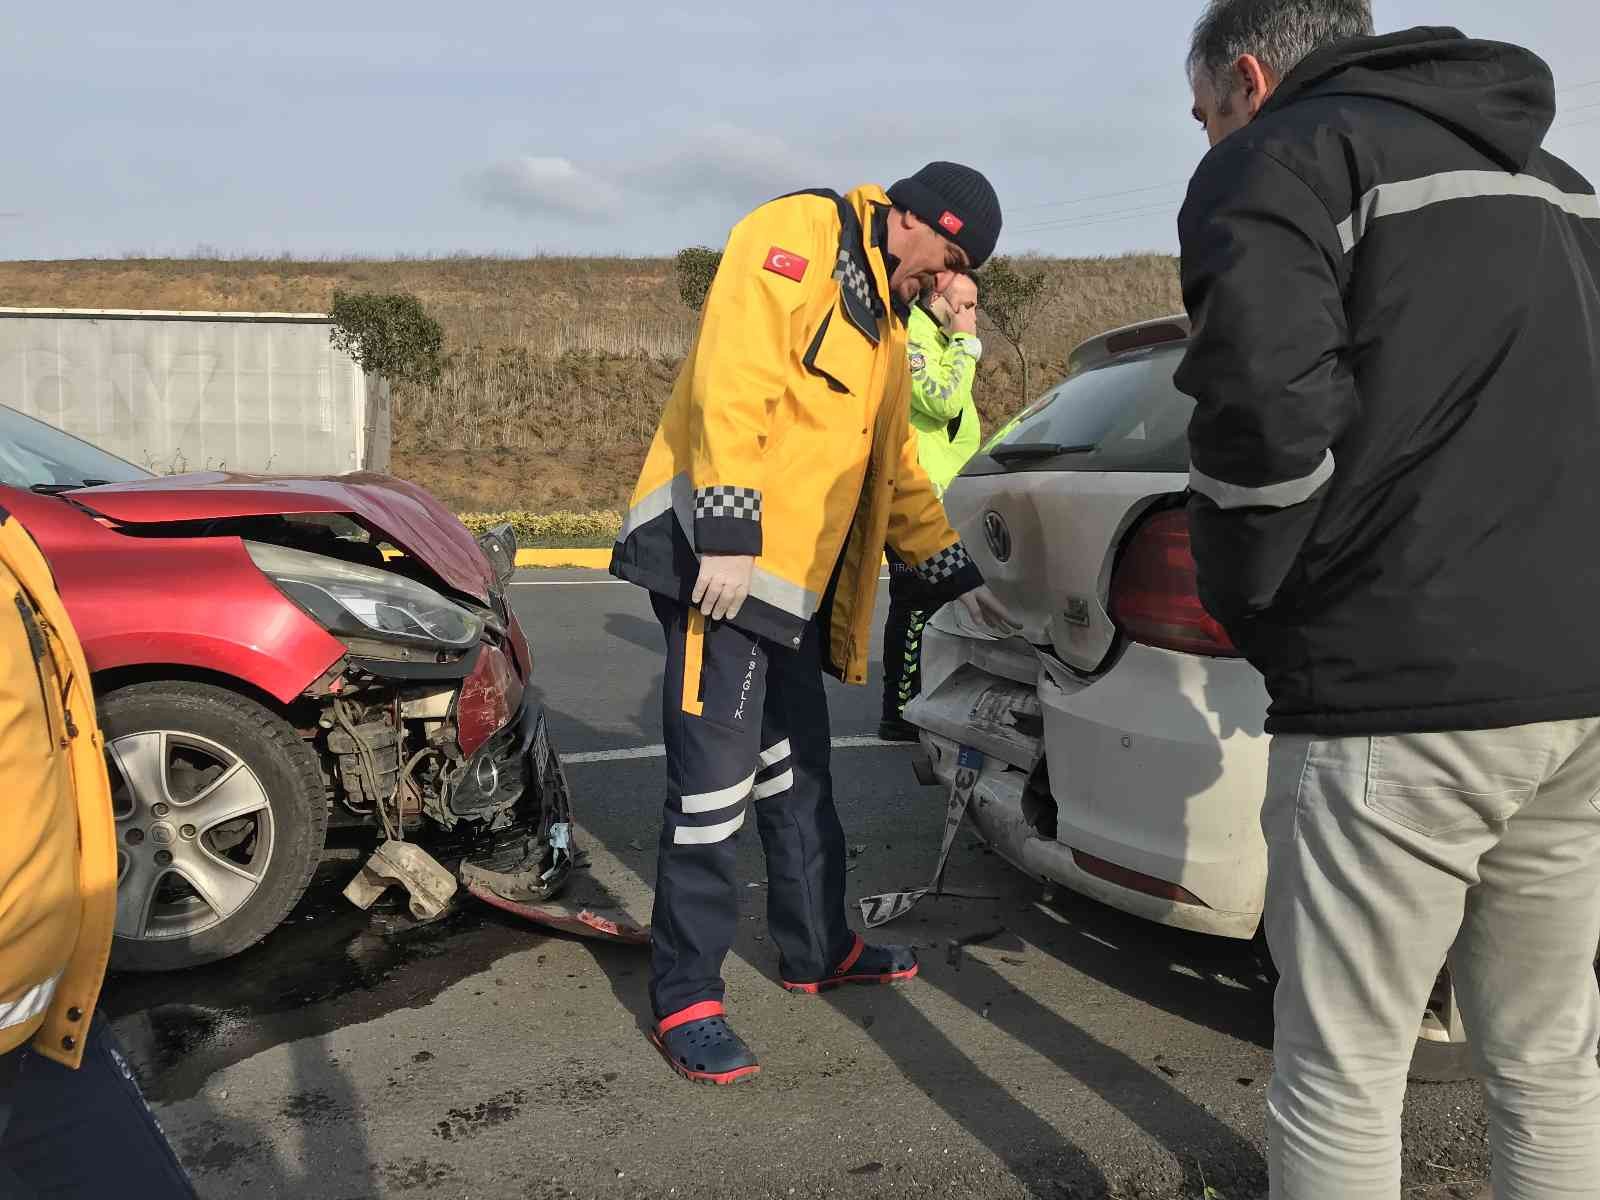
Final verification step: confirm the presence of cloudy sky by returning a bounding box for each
[3,1,1597,261]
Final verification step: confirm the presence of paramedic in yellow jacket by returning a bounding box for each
[611,162,1018,1084]
[880,274,984,740]
[0,507,197,1196]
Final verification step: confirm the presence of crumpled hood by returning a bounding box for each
[75,472,495,602]
[1266,26,1556,173]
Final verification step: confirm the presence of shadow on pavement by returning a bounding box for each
[554,676,1272,1197]
[106,605,1273,1197]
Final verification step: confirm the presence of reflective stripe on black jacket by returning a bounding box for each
[1176,26,1600,736]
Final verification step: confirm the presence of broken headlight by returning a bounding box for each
[246,541,484,653]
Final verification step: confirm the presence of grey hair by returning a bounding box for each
[1188,0,1374,99]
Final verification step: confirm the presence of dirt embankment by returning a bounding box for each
[0,254,1182,512]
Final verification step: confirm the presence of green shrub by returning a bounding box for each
[458,509,623,548]
[674,247,723,312]
[330,289,445,386]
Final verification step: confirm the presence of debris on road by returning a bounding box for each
[344,840,458,922]
[461,842,649,945]
[859,747,983,928]
[945,925,1007,969]
[464,880,649,945]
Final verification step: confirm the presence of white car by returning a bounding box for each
[908,314,1470,1076]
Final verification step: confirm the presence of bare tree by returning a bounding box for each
[977,256,1057,406]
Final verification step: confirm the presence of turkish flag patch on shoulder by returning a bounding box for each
[763,247,808,281]
[938,211,965,235]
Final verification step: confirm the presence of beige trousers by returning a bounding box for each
[1263,719,1600,1199]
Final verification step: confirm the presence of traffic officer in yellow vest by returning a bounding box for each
[880,273,985,741]
[612,162,1019,1083]
[0,508,197,1196]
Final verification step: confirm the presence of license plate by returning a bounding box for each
[531,709,575,825]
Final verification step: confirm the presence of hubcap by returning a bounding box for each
[109,730,275,942]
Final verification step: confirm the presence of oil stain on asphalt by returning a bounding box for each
[101,855,557,1104]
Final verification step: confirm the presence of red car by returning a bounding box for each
[0,402,574,971]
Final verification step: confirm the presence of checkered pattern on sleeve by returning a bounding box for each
[693,486,763,523]
[834,251,876,313]
[914,542,974,586]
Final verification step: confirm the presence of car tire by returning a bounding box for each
[101,681,328,973]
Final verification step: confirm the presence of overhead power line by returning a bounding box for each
[1008,75,1600,235]
[1012,180,1187,213]
[1017,197,1185,233]
[1017,201,1184,236]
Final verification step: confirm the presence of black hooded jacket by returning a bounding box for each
[1176,27,1600,736]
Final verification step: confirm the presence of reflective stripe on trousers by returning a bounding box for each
[648,592,854,1021]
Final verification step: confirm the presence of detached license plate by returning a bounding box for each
[531,709,575,826]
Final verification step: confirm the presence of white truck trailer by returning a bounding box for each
[0,307,390,475]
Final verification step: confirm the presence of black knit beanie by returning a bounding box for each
[887,161,1002,267]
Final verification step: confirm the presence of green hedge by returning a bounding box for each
[457,509,622,548]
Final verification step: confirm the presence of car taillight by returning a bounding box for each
[1108,508,1239,657]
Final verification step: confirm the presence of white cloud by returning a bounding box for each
[624,122,834,207]
[467,155,625,224]
[467,125,832,230]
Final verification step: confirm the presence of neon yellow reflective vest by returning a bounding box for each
[611,185,984,684]
[0,507,116,1070]
[906,304,982,496]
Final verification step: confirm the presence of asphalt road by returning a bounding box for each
[102,570,1493,1200]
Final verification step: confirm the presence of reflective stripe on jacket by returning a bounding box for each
[0,507,116,1069]
[1176,28,1600,735]
[906,304,981,495]
[611,184,983,683]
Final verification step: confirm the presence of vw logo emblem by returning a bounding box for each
[983,511,1012,562]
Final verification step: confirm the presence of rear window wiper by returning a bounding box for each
[988,442,1097,467]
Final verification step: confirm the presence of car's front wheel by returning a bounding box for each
[102,681,328,972]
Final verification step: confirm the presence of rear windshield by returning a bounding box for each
[967,345,1193,475]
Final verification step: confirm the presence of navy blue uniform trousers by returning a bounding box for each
[649,593,855,1020]
[0,1014,197,1198]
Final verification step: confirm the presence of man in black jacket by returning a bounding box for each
[1176,2,1600,1197]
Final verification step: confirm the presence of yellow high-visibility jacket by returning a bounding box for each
[0,506,117,1070]
[612,185,983,684]
[906,303,982,496]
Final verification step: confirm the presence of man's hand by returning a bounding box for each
[947,275,979,336]
[692,554,755,622]
[958,585,1021,636]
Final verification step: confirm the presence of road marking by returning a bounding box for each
[561,734,905,765]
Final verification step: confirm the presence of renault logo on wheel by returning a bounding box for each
[983,511,1012,562]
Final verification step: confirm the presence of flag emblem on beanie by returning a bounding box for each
[888,162,1001,267]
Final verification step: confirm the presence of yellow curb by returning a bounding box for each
[514,548,613,569]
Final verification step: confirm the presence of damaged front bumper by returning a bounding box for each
[344,697,578,922]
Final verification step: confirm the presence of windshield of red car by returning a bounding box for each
[0,403,154,490]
